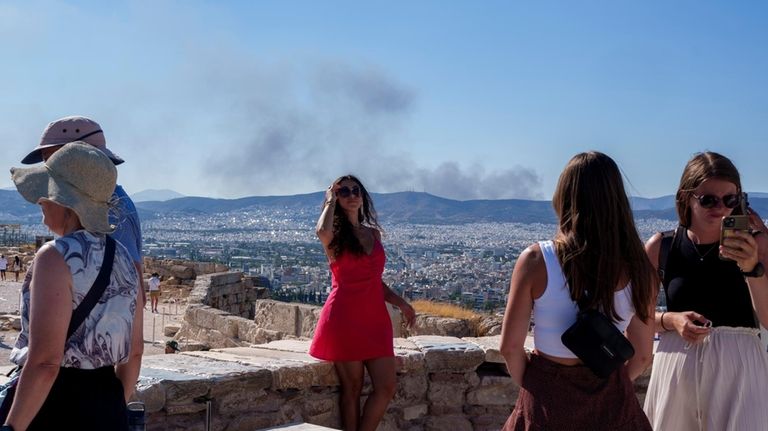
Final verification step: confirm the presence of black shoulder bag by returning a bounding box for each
[0,236,116,421]
[561,290,635,378]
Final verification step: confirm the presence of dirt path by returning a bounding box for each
[0,279,186,367]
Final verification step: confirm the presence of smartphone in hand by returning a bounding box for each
[720,215,749,261]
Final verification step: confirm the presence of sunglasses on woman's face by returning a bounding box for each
[336,186,361,198]
[692,193,741,209]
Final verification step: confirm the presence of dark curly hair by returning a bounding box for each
[327,175,382,257]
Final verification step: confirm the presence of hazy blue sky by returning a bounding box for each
[1,1,766,200]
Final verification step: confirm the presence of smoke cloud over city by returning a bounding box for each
[202,60,543,200]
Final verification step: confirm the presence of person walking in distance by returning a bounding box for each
[13,256,22,282]
[148,273,161,313]
[309,175,416,431]
[0,255,6,281]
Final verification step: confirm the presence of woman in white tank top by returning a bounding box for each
[500,151,656,431]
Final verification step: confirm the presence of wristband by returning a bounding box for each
[660,312,671,331]
[742,262,765,278]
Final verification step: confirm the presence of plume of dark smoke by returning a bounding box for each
[203,61,543,200]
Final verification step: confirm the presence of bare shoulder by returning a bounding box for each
[370,227,382,242]
[30,244,71,291]
[645,232,664,270]
[512,243,547,297]
[34,243,65,265]
[517,243,544,269]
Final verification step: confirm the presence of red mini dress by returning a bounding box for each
[309,239,394,361]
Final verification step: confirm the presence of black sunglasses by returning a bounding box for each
[692,193,741,209]
[336,186,361,198]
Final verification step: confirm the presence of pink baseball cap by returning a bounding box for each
[21,116,124,165]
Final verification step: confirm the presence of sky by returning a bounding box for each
[1,1,767,201]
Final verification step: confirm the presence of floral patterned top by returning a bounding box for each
[10,230,140,369]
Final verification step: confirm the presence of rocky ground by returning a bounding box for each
[0,278,186,367]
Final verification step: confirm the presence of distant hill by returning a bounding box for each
[135,192,325,214]
[0,189,40,223]
[131,189,186,202]
[131,191,768,225]
[2,189,767,225]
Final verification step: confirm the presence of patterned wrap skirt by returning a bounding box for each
[503,354,651,431]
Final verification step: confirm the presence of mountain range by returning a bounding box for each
[2,189,766,225]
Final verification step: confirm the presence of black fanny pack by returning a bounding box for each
[561,307,635,378]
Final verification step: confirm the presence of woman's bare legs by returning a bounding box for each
[359,357,397,431]
[335,361,365,431]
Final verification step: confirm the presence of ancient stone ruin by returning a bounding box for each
[135,271,651,430]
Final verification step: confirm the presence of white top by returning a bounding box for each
[532,240,636,358]
[0,257,6,270]
[148,276,161,291]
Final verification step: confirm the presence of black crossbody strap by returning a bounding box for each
[657,229,676,282]
[657,226,684,306]
[66,235,116,340]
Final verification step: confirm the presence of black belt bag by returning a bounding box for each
[561,308,635,378]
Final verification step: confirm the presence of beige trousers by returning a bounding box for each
[644,327,768,431]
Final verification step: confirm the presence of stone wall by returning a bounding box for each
[174,272,276,348]
[135,336,651,431]
[161,272,650,430]
[175,273,403,349]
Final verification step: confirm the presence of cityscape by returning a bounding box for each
[135,209,677,313]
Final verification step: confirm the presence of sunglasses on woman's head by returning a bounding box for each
[692,193,741,209]
[336,186,361,198]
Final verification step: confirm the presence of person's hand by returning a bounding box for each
[399,302,416,328]
[720,229,760,273]
[748,207,768,235]
[667,311,711,344]
[324,183,339,207]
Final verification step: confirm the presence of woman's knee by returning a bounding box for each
[373,375,397,399]
[340,378,364,397]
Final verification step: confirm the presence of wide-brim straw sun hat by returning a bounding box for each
[21,116,124,165]
[11,141,117,234]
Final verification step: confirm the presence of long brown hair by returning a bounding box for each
[675,152,742,227]
[552,152,655,321]
[327,175,382,257]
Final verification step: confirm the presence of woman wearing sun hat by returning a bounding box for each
[1,142,143,431]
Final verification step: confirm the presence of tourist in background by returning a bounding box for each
[148,272,161,313]
[309,175,415,431]
[2,143,143,430]
[0,255,6,281]
[20,116,145,306]
[643,152,768,430]
[500,151,655,430]
[12,256,22,282]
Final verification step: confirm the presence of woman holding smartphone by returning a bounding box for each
[643,152,768,430]
[309,174,415,431]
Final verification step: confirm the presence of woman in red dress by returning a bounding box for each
[309,174,415,431]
